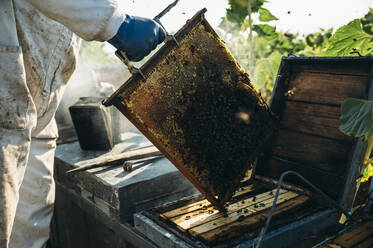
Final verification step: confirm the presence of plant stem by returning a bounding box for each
[247,0,255,78]
[364,134,373,165]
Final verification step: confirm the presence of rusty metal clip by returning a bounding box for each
[115,50,146,80]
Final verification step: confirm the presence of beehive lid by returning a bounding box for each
[104,9,274,209]
[255,56,373,206]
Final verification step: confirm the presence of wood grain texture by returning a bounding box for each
[322,220,373,248]
[281,101,353,141]
[187,191,297,236]
[271,129,351,174]
[198,195,310,245]
[160,183,262,220]
[293,62,372,76]
[286,71,367,105]
[354,236,373,248]
[159,185,310,245]
[172,190,290,231]
[255,158,344,200]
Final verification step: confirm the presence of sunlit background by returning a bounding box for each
[119,0,370,34]
[57,0,372,129]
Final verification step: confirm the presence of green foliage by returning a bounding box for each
[259,7,278,22]
[339,98,373,138]
[324,19,373,56]
[253,51,282,89]
[362,163,373,182]
[221,6,372,102]
[361,8,373,35]
[253,24,277,39]
[78,41,120,67]
[226,0,266,25]
[305,28,333,51]
[339,98,373,183]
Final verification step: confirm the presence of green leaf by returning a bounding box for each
[253,51,282,88]
[253,24,277,39]
[241,18,250,32]
[361,163,373,182]
[361,8,373,35]
[227,0,267,25]
[324,19,373,56]
[259,7,278,22]
[339,98,373,138]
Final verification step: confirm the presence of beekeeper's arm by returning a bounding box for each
[27,0,166,61]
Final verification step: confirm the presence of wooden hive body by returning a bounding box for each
[136,57,373,247]
[255,56,373,209]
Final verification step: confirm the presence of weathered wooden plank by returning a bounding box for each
[281,101,353,141]
[160,184,263,220]
[332,220,373,247]
[171,189,289,231]
[197,195,310,245]
[271,129,351,174]
[255,158,344,200]
[286,71,367,105]
[188,191,299,236]
[293,62,372,76]
[354,235,373,248]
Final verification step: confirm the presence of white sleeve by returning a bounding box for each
[26,0,126,41]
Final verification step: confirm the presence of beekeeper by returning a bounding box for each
[0,0,166,247]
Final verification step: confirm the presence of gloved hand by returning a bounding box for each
[108,15,166,62]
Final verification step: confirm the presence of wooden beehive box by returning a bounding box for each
[134,56,373,247]
[255,56,373,209]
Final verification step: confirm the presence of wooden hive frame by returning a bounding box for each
[137,56,373,247]
[104,9,274,210]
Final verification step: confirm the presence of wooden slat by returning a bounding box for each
[322,220,373,248]
[286,71,367,105]
[354,236,373,248]
[171,189,289,231]
[188,191,299,236]
[332,220,373,247]
[160,184,263,220]
[255,158,344,200]
[293,62,372,76]
[271,129,351,174]
[197,195,310,244]
[281,101,353,141]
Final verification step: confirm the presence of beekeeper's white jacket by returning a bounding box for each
[0,1,125,247]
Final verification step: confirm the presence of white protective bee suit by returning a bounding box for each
[0,1,125,247]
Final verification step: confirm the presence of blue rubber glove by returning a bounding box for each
[108,15,166,62]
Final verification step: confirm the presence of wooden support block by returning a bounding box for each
[197,195,310,244]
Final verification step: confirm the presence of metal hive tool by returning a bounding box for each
[103,9,274,211]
